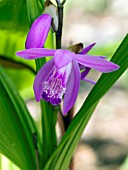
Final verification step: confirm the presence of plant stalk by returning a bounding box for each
[55,5,63,49]
[55,3,74,170]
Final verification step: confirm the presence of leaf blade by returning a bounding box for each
[0,67,41,170]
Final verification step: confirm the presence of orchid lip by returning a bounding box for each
[41,66,70,106]
[42,69,66,105]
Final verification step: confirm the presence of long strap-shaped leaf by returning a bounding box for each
[43,34,128,170]
[0,67,41,170]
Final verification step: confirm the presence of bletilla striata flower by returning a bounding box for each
[16,14,119,115]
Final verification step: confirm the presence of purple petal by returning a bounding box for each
[33,59,55,102]
[75,54,120,73]
[79,43,96,54]
[81,67,91,79]
[16,48,55,60]
[79,64,86,70]
[54,49,75,68]
[56,63,72,87]
[79,56,106,70]
[82,77,96,85]
[63,61,80,115]
[25,14,52,49]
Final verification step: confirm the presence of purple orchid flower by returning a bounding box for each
[16,14,119,115]
[16,47,119,115]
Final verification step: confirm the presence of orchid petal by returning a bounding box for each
[25,14,52,49]
[16,48,55,60]
[79,43,96,54]
[63,61,80,115]
[56,63,72,87]
[54,49,75,68]
[79,56,106,70]
[81,67,91,79]
[33,59,54,102]
[82,77,96,85]
[75,54,119,73]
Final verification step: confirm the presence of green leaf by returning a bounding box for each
[0,67,41,170]
[0,0,29,31]
[26,0,40,26]
[0,0,44,31]
[43,34,128,170]
[0,56,36,75]
[0,30,36,98]
[41,101,57,167]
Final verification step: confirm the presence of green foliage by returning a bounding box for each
[0,0,43,31]
[0,30,36,98]
[0,67,41,170]
[43,35,128,170]
[0,0,29,31]
[41,101,57,167]
[0,56,36,74]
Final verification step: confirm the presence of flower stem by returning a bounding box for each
[63,107,74,130]
[61,0,67,5]
[58,107,74,170]
[55,5,63,49]
[56,3,74,170]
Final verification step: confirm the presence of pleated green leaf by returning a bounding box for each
[0,67,41,170]
[43,34,128,170]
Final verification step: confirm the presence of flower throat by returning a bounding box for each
[42,68,66,105]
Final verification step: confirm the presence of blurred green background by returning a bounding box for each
[0,0,128,170]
